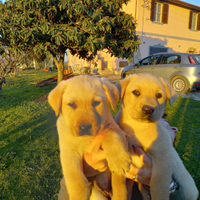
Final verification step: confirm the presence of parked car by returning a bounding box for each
[121,53,200,93]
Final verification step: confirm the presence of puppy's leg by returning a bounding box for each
[112,173,127,200]
[126,179,134,200]
[58,177,70,200]
[138,183,150,200]
[172,149,199,200]
[102,128,131,200]
[102,128,131,175]
[150,158,172,200]
[61,153,90,200]
[90,187,108,200]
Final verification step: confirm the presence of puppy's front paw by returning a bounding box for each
[107,148,131,175]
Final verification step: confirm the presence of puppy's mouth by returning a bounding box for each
[74,110,102,137]
[134,116,156,123]
[140,105,159,122]
[77,123,101,136]
[129,105,159,123]
[144,116,157,123]
[78,123,93,136]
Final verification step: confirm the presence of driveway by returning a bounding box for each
[95,74,121,83]
[180,90,200,101]
[103,75,121,83]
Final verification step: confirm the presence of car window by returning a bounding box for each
[193,55,200,64]
[140,55,160,66]
[160,55,181,64]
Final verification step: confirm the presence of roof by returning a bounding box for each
[152,52,200,55]
[165,0,200,12]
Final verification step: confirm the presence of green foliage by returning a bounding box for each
[0,0,140,61]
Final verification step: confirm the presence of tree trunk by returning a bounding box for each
[57,62,64,84]
[130,52,134,65]
[53,50,65,84]
[0,81,3,97]
[33,59,36,69]
[14,66,17,77]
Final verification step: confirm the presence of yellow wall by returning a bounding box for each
[123,0,200,58]
[68,53,89,68]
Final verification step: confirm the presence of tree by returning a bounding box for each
[0,0,140,83]
[0,47,27,97]
[26,50,52,69]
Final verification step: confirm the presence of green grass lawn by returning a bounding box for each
[1,70,200,200]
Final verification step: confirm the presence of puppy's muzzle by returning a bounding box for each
[79,123,92,135]
[142,105,154,116]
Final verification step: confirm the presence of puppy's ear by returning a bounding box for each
[160,77,177,105]
[116,75,136,99]
[48,80,67,116]
[101,77,119,110]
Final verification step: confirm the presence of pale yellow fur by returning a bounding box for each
[48,75,131,200]
[115,73,199,200]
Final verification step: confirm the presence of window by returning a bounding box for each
[150,0,169,24]
[189,11,200,31]
[193,55,200,64]
[119,61,128,68]
[160,55,181,65]
[140,55,160,66]
[149,46,168,55]
[192,13,198,30]
[154,3,163,23]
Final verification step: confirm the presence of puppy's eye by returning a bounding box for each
[68,102,76,109]
[132,90,140,96]
[156,93,162,99]
[92,101,101,107]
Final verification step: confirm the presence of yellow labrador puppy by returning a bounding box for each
[115,73,198,200]
[48,75,131,200]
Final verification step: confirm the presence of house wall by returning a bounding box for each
[68,53,89,68]
[123,0,200,58]
[68,50,128,71]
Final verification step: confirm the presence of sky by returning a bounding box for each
[181,0,200,7]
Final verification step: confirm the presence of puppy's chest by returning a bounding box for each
[59,134,94,155]
[125,124,159,150]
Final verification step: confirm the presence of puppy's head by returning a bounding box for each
[116,73,177,123]
[48,75,119,136]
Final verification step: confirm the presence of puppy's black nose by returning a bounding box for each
[79,124,92,134]
[142,105,154,115]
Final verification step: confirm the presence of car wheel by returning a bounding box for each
[171,76,189,94]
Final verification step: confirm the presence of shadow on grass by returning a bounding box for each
[165,96,200,193]
[0,71,62,199]
[0,109,62,200]
[0,83,55,111]
[1,109,57,154]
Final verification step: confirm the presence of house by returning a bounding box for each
[68,0,200,74]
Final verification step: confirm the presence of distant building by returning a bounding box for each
[68,0,200,73]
